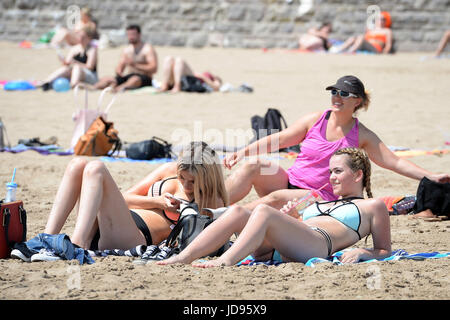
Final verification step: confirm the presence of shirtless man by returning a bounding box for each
[95,25,158,92]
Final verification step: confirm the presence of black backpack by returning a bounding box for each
[250,108,300,152]
[251,108,287,141]
[125,136,173,160]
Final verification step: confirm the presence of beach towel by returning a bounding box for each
[0,144,73,156]
[3,80,36,91]
[236,249,449,267]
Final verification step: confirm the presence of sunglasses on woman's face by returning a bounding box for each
[331,89,359,99]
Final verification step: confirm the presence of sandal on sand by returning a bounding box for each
[132,244,162,265]
[145,246,180,264]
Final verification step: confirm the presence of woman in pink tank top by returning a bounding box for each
[224,75,450,210]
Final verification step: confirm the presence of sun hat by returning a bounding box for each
[326,75,366,98]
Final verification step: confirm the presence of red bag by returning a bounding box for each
[0,201,27,258]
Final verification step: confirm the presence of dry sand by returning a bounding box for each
[0,42,449,301]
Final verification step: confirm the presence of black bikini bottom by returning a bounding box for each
[89,210,153,250]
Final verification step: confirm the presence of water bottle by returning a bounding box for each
[0,117,4,150]
[5,182,17,203]
[294,190,320,218]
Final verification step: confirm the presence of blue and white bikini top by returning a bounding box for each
[303,197,363,239]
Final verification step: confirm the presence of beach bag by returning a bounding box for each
[180,75,207,93]
[165,204,230,257]
[74,116,121,156]
[0,201,27,259]
[125,136,173,160]
[413,177,450,217]
[70,86,117,149]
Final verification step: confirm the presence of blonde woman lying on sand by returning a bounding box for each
[44,141,228,251]
[223,75,450,212]
[158,148,391,266]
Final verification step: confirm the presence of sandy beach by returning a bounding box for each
[0,41,449,301]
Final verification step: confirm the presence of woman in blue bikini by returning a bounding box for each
[158,147,391,266]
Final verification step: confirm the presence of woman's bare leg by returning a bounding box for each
[194,204,329,268]
[158,56,175,91]
[335,36,356,53]
[70,65,85,88]
[157,205,253,265]
[43,66,72,84]
[44,157,89,234]
[225,159,290,205]
[348,35,365,53]
[70,161,145,249]
[244,188,316,211]
[171,57,195,92]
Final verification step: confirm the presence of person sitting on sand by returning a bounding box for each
[220,74,450,213]
[50,7,99,48]
[157,56,222,93]
[434,30,450,57]
[336,11,393,54]
[38,141,227,254]
[40,25,98,90]
[158,147,391,266]
[94,25,158,93]
[298,22,333,52]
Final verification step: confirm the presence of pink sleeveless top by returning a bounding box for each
[287,110,359,201]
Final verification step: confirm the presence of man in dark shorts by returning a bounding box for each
[95,25,158,92]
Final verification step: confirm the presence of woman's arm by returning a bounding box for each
[360,124,450,183]
[71,47,97,71]
[123,162,178,209]
[382,29,393,54]
[340,199,391,263]
[223,111,322,169]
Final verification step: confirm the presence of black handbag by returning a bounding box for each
[180,75,207,93]
[165,203,230,257]
[125,136,173,160]
[413,177,450,217]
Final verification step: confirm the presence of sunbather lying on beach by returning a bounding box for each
[157,56,222,93]
[158,147,391,266]
[222,75,450,212]
[43,141,228,251]
[298,22,333,52]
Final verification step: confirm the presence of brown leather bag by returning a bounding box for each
[74,116,121,156]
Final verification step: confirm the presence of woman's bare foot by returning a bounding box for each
[192,258,231,268]
[156,254,192,265]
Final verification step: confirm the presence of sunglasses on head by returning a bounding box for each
[331,89,359,98]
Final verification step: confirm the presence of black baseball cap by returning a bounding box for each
[326,75,366,98]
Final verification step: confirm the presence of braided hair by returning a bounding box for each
[333,147,373,198]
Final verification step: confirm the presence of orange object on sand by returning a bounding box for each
[19,41,33,49]
[380,196,404,212]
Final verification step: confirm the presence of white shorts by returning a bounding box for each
[82,68,98,85]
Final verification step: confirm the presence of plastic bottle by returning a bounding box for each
[5,182,17,203]
[0,117,4,150]
[284,183,329,219]
[293,190,320,218]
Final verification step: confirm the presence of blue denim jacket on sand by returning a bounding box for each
[25,233,95,264]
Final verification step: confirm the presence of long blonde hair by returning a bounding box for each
[177,141,229,214]
[333,147,373,198]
